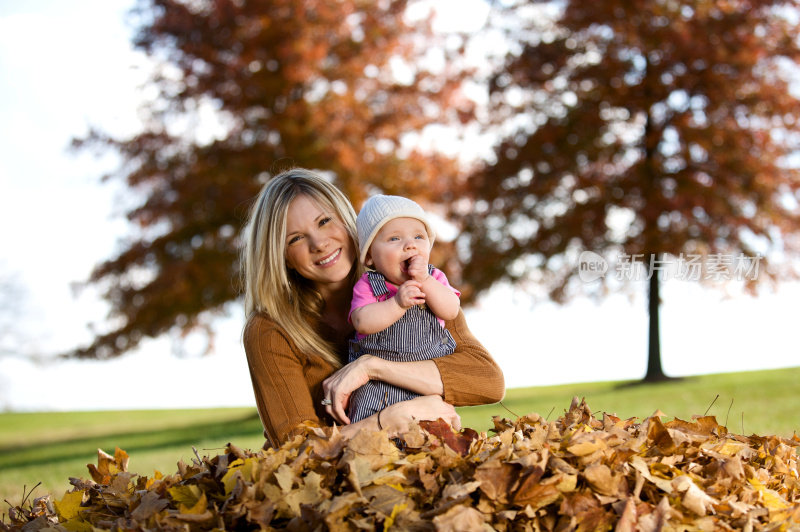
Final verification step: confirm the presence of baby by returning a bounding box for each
[347,194,461,424]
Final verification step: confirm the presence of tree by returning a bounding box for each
[456,0,800,381]
[74,0,472,358]
[0,269,29,358]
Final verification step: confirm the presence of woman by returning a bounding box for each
[241,168,505,448]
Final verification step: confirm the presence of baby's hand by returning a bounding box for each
[406,254,429,282]
[394,280,425,309]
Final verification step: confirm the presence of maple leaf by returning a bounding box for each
[432,504,486,532]
[342,429,399,469]
[177,491,208,515]
[583,463,625,498]
[309,425,347,460]
[419,418,479,456]
[475,460,518,504]
[129,491,167,521]
[672,475,718,516]
[168,484,203,508]
[53,491,84,522]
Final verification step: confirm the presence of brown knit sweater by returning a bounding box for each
[243,309,505,448]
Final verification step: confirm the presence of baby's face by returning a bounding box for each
[366,217,431,285]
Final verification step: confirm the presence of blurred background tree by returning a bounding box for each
[455,0,800,381]
[72,0,472,358]
[0,269,32,359]
[75,0,800,383]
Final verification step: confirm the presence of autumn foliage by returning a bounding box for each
[73,0,468,359]
[458,0,800,295]
[4,399,799,530]
[455,0,800,381]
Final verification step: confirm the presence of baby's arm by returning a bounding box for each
[351,281,425,335]
[420,276,460,320]
[407,256,460,321]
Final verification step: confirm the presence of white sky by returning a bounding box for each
[0,0,797,412]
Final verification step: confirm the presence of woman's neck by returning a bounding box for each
[318,283,352,332]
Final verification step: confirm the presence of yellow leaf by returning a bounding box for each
[54,490,85,521]
[179,492,208,515]
[221,468,241,495]
[240,457,258,482]
[566,438,606,456]
[114,447,130,471]
[384,502,408,530]
[716,440,748,456]
[144,470,164,490]
[555,473,578,493]
[169,485,202,508]
[60,517,93,532]
[219,457,258,495]
[748,477,789,510]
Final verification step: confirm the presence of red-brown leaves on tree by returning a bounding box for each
[455,0,800,380]
[72,0,470,359]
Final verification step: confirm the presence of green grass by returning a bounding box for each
[1,367,798,508]
[0,408,266,506]
[457,366,800,437]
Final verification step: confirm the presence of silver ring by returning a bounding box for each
[320,398,332,406]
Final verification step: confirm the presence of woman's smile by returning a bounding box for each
[316,248,341,267]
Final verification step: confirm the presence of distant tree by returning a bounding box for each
[0,269,34,360]
[74,0,472,358]
[456,0,800,381]
[0,273,21,358]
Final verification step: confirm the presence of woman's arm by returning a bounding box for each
[323,309,505,423]
[434,308,506,406]
[244,315,331,447]
[338,395,461,438]
[322,356,443,424]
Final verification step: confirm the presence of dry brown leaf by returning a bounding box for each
[432,504,486,531]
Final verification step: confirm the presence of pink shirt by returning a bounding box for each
[349,268,461,339]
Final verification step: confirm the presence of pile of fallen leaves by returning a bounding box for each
[3,398,799,531]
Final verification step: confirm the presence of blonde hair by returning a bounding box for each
[241,168,360,368]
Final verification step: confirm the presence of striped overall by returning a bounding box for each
[347,267,457,423]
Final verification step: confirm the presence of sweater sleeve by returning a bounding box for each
[433,309,506,406]
[243,316,320,448]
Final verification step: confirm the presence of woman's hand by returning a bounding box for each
[322,355,376,424]
[381,395,461,435]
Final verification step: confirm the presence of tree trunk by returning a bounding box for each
[643,253,667,382]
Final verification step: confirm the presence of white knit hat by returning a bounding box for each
[357,194,436,264]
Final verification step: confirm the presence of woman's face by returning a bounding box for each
[284,194,356,293]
